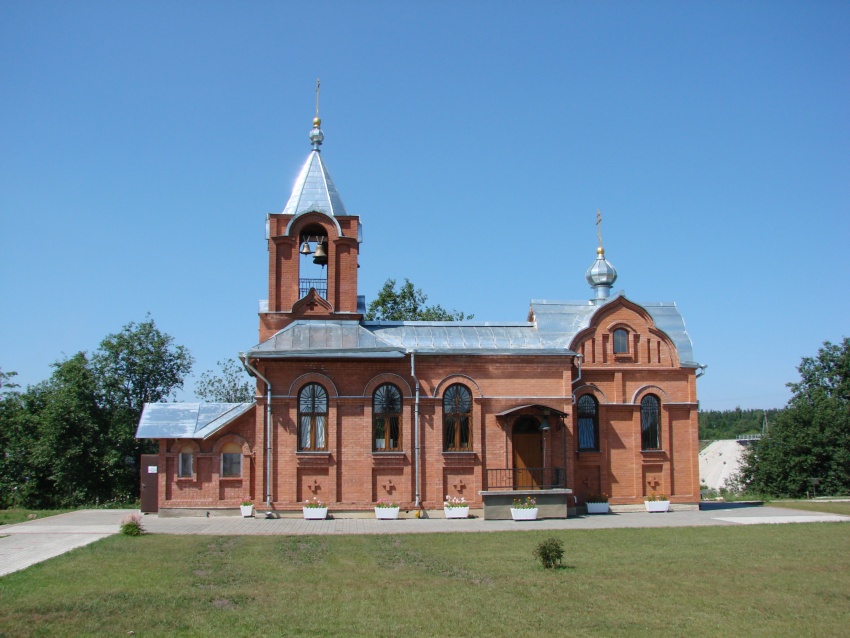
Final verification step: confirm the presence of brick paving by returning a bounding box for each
[2,505,847,577]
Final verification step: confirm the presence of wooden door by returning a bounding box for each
[512,417,542,488]
[140,454,159,513]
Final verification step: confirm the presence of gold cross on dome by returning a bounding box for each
[596,209,603,247]
[315,78,321,117]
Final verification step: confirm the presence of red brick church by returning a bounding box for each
[137,115,704,516]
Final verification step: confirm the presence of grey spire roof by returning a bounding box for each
[281,119,348,217]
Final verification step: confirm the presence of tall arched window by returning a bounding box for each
[640,394,661,450]
[577,395,599,451]
[373,383,402,451]
[299,383,328,451]
[443,384,472,451]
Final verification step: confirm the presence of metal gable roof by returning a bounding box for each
[135,402,255,440]
[529,294,698,367]
[247,320,405,359]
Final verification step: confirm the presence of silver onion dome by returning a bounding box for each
[586,246,618,303]
[309,116,324,149]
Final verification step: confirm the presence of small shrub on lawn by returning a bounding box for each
[534,537,564,569]
[119,513,145,536]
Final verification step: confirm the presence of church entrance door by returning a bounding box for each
[512,416,542,489]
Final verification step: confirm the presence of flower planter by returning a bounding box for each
[586,502,609,515]
[645,500,670,513]
[240,505,254,518]
[444,506,469,519]
[303,507,329,520]
[510,507,538,521]
[375,506,400,520]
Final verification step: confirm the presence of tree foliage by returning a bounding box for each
[196,358,254,403]
[0,317,193,508]
[365,278,473,321]
[698,408,783,440]
[739,338,850,497]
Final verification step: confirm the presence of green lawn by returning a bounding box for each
[769,500,850,516]
[1,524,849,637]
[0,509,75,526]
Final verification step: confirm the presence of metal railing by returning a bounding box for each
[737,433,762,441]
[486,467,566,490]
[299,278,328,299]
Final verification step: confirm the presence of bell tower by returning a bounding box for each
[259,114,362,340]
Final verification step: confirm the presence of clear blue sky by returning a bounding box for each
[1,1,848,410]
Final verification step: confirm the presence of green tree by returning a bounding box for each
[92,316,194,497]
[0,368,26,506]
[0,367,19,394]
[0,355,114,507]
[698,408,783,440]
[740,338,850,497]
[196,359,254,403]
[365,278,473,321]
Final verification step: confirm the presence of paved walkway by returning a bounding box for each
[0,509,134,577]
[2,505,847,577]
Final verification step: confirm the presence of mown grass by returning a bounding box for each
[1,524,849,636]
[769,500,850,516]
[0,509,75,526]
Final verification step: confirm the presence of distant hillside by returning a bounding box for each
[699,408,784,440]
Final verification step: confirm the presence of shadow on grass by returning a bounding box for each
[699,501,764,511]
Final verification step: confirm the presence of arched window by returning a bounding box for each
[443,384,472,451]
[613,328,629,354]
[221,442,242,477]
[577,395,599,451]
[299,383,328,451]
[641,394,661,450]
[373,383,402,451]
[178,445,194,478]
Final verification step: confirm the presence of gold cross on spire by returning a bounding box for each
[315,78,321,118]
[596,209,603,248]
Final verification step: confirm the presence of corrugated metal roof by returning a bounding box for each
[135,402,255,440]
[367,322,573,354]
[248,321,405,358]
[245,298,695,364]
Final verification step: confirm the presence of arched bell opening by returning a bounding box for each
[297,222,329,299]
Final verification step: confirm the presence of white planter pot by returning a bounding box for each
[444,506,469,519]
[510,507,538,521]
[645,500,670,513]
[586,502,609,514]
[303,507,328,520]
[375,507,400,520]
[240,505,254,518]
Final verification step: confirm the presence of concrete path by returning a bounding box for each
[2,505,847,577]
[0,509,134,577]
[140,504,849,536]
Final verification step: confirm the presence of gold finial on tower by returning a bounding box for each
[596,209,604,254]
[313,78,321,126]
